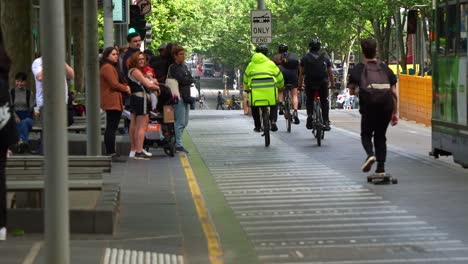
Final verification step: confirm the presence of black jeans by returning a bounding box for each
[305,82,329,122]
[0,147,7,228]
[360,104,393,163]
[251,105,278,129]
[104,110,122,155]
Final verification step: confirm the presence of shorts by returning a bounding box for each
[130,94,151,116]
[282,69,299,88]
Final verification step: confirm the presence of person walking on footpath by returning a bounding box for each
[168,45,195,154]
[347,38,399,175]
[216,91,225,110]
[0,46,18,241]
[100,47,131,162]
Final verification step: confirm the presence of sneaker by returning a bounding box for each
[134,152,151,160]
[129,150,136,158]
[323,123,331,131]
[142,149,153,157]
[0,227,6,241]
[253,127,263,133]
[110,153,127,163]
[306,116,313,130]
[361,156,376,172]
[375,162,385,174]
[270,122,278,132]
[293,111,300,125]
[278,103,284,115]
[176,146,189,154]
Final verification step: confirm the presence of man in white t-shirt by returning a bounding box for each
[31,57,74,114]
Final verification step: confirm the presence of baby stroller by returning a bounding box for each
[144,111,176,157]
[144,83,177,156]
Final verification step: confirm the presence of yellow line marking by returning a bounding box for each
[179,153,224,264]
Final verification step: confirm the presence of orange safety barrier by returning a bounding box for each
[398,74,432,126]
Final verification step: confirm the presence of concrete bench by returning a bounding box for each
[6,166,106,207]
[31,117,125,134]
[6,155,112,173]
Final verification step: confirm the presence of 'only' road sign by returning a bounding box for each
[251,10,272,44]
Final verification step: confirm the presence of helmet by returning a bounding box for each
[308,38,321,51]
[255,45,269,56]
[278,43,288,53]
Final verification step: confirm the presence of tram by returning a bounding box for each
[430,0,468,168]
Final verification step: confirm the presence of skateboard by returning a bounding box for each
[367,173,398,184]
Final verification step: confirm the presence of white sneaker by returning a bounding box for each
[129,150,136,158]
[141,149,153,157]
[0,227,6,241]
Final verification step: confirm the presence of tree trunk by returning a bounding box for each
[71,1,84,92]
[0,0,33,88]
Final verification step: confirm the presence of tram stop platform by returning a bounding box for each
[1,109,468,264]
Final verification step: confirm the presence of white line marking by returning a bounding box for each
[22,241,43,264]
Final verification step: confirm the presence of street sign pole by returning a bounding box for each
[85,0,101,156]
[40,0,70,262]
[104,0,113,47]
[258,0,265,10]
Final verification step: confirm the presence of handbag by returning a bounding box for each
[166,64,179,97]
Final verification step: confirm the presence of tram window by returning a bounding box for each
[437,7,447,54]
[447,5,457,53]
[460,4,468,54]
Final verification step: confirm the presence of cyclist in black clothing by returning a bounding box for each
[273,43,300,125]
[298,39,334,131]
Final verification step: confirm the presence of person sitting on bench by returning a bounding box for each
[10,72,34,153]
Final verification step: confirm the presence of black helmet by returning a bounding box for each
[278,43,288,53]
[308,38,321,51]
[255,45,268,56]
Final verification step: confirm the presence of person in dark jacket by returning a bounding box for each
[216,91,225,110]
[149,42,175,84]
[0,46,18,240]
[168,45,194,153]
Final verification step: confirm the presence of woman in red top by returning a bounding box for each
[100,47,131,162]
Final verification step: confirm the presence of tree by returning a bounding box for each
[0,0,33,88]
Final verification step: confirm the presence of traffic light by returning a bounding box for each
[129,5,146,38]
[407,9,418,34]
[145,23,152,45]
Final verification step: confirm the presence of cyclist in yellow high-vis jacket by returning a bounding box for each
[243,45,284,132]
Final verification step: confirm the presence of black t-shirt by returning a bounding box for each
[347,61,397,88]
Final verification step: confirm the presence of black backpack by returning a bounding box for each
[304,52,328,85]
[281,52,299,70]
[359,61,393,106]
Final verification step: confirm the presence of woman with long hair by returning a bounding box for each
[100,47,131,162]
[127,51,160,160]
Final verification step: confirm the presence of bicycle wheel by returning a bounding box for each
[262,108,270,147]
[284,95,292,133]
[314,100,323,146]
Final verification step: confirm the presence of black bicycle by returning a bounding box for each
[311,90,325,146]
[282,84,293,133]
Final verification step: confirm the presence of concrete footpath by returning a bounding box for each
[0,148,211,263]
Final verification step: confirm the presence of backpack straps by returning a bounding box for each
[9,89,15,105]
